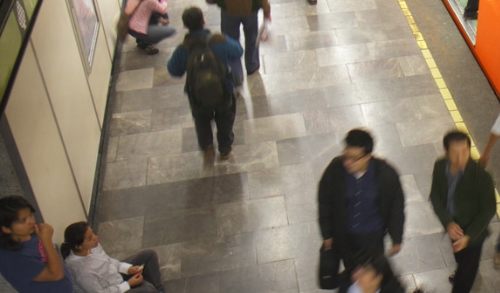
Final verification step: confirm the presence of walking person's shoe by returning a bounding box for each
[307,0,318,5]
[494,252,500,269]
[220,146,232,160]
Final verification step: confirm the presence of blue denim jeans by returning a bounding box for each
[220,11,259,84]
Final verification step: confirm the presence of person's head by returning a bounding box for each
[182,6,205,32]
[60,222,99,259]
[352,254,395,291]
[0,196,36,250]
[342,129,374,174]
[443,130,471,171]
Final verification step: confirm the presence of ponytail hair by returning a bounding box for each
[61,221,89,259]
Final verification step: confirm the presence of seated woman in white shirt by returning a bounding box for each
[61,221,164,293]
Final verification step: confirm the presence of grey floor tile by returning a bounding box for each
[285,30,340,51]
[179,232,257,277]
[102,158,148,191]
[106,136,119,163]
[219,260,298,293]
[148,151,214,184]
[142,207,218,247]
[109,110,152,137]
[334,26,388,46]
[150,106,193,132]
[390,233,447,275]
[118,84,186,113]
[98,216,144,258]
[307,12,358,31]
[97,173,249,222]
[404,201,444,238]
[323,81,388,108]
[347,59,405,82]
[151,243,182,281]
[216,196,289,236]
[243,113,306,144]
[361,98,423,127]
[254,221,322,264]
[400,174,425,203]
[116,130,182,161]
[376,143,438,176]
[115,68,154,92]
[396,116,456,147]
[263,50,318,75]
[316,44,372,67]
[212,141,280,175]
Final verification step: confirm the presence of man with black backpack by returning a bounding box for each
[167,6,243,160]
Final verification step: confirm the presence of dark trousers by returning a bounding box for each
[451,243,483,293]
[121,249,164,293]
[191,94,236,154]
[220,11,259,83]
[342,231,385,271]
[496,233,500,253]
[464,0,479,14]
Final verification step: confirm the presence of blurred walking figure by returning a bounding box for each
[318,128,405,289]
[430,130,496,293]
[206,0,271,85]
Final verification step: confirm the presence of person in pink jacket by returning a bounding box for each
[126,0,176,55]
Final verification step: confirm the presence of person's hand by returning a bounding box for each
[479,154,489,168]
[128,266,143,275]
[323,238,333,251]
[264,12,271,21]
[388,244,402,256]
[127,273,143,287]
[446,222,464,241]
[159,18,169,25]
[452,235,470,252]
[35,223,54,243]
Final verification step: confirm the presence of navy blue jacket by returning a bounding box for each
[167,29,243,92]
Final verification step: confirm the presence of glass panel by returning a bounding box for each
[0,11,22,103]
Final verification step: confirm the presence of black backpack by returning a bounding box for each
[184,34,228,110]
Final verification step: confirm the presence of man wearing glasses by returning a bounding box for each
[318,128,405,286]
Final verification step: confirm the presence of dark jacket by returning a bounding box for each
[318,157,405,254]
[429,158,496,246]
[167,29,243,93]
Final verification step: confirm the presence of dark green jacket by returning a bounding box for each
[429,158,496,246]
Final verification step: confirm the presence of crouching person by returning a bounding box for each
[62,221,164,293]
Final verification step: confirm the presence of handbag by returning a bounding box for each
[318,244,341,289]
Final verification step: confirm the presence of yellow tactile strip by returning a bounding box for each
[397,0,500,217]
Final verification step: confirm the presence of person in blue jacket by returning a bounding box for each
[167,6,243,160]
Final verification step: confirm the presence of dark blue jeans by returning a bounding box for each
[220,11,260,84]
[191,94,236,155]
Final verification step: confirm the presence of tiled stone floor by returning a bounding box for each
[4,0,499,292]
[91,0,500,292]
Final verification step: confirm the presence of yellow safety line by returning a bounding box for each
[397,0,500,218]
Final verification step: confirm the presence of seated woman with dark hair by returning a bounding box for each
[61,221,164,293]
[339,253,405,293]
[0,196,74,293]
